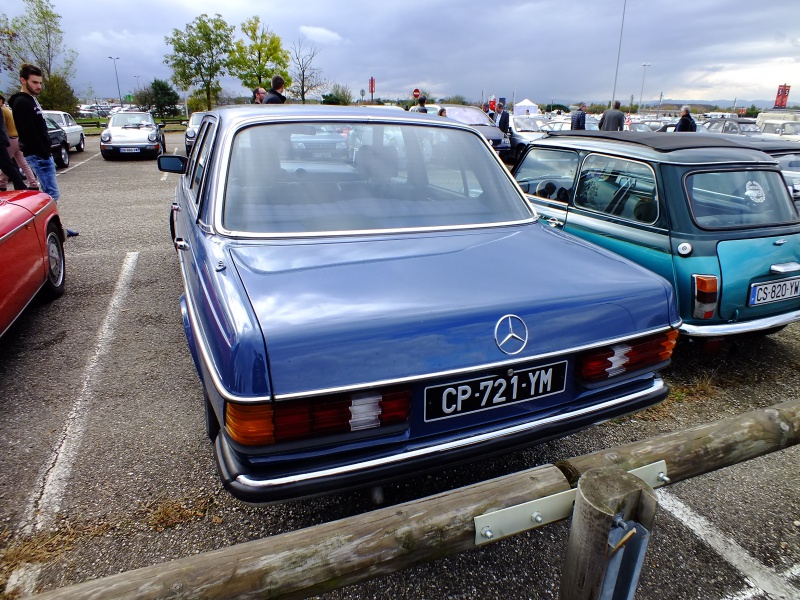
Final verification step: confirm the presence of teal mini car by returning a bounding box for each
[512,131,800,339]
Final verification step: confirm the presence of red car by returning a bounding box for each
[0,190,65,337]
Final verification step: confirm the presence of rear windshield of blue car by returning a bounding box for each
[222,121,531,234]
[685,169,800,229]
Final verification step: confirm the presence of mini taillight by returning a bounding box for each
[692,275,718,319]
[578,330,678,384]
[226,388,412,446]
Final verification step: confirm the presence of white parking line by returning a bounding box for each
[57,151,100,175]
[658,491,798,599]
[20,251,139,534]
[6,252,139,597]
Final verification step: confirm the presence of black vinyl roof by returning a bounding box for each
[544,130,755,152]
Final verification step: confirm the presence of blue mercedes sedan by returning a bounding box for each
[158,105,680,504]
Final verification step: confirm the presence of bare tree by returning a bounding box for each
[288,38,328,104]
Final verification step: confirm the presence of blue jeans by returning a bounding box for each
[26,155,59,201]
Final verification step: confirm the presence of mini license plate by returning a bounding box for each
[120,147,140,153]
[748,277,800,306]
[424,361,567,422]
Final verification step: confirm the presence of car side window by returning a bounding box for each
[575,154,659,224]
[514,148,579,201]
[188,121,217,206]
[66,115,77,127]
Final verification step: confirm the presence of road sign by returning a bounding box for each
[369,77,375,94]
[413,88,420,99]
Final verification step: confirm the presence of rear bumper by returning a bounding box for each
[680,309,800,336]
[214,377,667,504]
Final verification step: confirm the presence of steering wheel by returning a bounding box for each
[535,180,558,199]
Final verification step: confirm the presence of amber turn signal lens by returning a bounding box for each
[225,403,275,445]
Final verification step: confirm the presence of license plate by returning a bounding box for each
[749,277,800,306]
[424,361,567,422]
[312,152,332,158]
[120,148,140,153]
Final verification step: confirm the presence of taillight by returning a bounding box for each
[225,388,412,446]
[692,275,718,319]
[578,330,678,384]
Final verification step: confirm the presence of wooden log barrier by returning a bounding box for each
[556,399,800,486]
[32,466,572,600]
[31,399,800,599]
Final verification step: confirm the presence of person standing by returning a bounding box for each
[571,102,587,130]
[0,94,38,191]
[495,102,510,133]
[10,63,78,236]
[409,95,428,113]
[264,75,287,104]
[675,105,697,132]
[599,100,625,131]
[252,87,267,104]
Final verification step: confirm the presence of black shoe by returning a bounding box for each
[66,229,79,237]
[0,188,6,192]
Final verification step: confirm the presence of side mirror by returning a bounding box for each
[158,123,166,129]
[181,121,188,127]
[158,154,188,174]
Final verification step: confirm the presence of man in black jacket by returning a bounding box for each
[10,63,78,235]
[495,103,510,133]
[675,105,697,132]
[264,75,287,104]
[0,100,29,191]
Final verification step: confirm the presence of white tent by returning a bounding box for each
[514,99,540,115]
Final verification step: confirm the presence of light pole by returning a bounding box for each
[108,56,123,108]
[134,75,140,90]
[638,63,650,113]
[610,0,627,106]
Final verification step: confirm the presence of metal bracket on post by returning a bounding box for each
[598,515,651,600]
[474,460,667,545]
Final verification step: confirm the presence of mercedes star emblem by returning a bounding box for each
[494,314,528,355]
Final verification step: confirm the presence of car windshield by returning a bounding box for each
[111,114,154,127]
[512,117,543,132]
[443,106,495,126]
[222,121,530,234]
[740,124,761,133]
[189,112,205,126]
[685,169,799,229]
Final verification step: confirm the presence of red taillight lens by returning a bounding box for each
[226,388,412,446]
[578,330,678,384]
[693,275,718,319]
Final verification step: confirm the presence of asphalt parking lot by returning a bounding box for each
[0,132,798,599]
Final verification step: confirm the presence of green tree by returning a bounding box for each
[164,14,234,111]
[227,16,289,91]
[321,83,353,105]
[0,0,76,80]
[288,38,326,104]
[441,95,467,105]
[150,78,180,117]
[133,84,155,112]
[38,72,78,113]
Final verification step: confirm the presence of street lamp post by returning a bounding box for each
[108,56,123,108]
[610,0,627,106]
[134,75,140,91]
[638,63,650,113]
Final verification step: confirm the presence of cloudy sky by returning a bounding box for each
[2,0,798,107]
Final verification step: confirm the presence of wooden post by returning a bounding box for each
[559,468,657,600]
[31,466,572,600]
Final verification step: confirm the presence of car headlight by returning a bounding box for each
[148,132,157,142]
[100,131,111,142]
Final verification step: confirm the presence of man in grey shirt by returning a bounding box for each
[599,100,625,131]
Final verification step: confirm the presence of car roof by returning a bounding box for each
[532,130,779,164]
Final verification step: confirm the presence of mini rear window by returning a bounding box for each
[685,169,799,229]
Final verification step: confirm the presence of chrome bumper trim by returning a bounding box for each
[680,310,800,337]
[235,378,665,490]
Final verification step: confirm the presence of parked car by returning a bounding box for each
[512,130,800,341]
[100,112,166,160]
[42,110,85,152]
[703,118,762,136]
[434,104,512,160]
[541,116,600,132]
[182,111,208,155]
[720,135,800,203]
[45,116,70,168]
[0,189,65,338]
[625,122,653,133]
[157,105,680,504]
[760,120,800,142]
[508,115,548,160]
